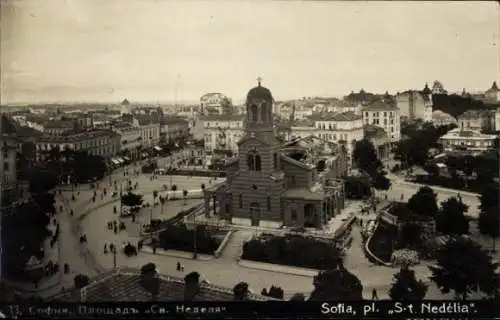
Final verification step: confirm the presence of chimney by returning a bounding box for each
[183,272,200,300]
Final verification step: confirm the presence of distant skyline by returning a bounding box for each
[1,0,498,105]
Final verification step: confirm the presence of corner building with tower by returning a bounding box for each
[203,81,348,229]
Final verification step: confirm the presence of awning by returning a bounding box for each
[112,159,120,165]
[117,158,125,163]
[141,153,148,157]
[123,156,130,161]
[154,146,162,151]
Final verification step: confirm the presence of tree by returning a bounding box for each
[436,197,469,236]
[389,267,428,300]
[73,274,90,289]
[398,222,421,250]
[28,170,58,194]
[121,192,143,208]
[221,97,235,115]
[478,183,500,252]
[429,237,499,300]
[233,282,250,300]
[140,263,160,301]
[267,285,284,299]
[289,293,306,301]
[344,176,372,199]
[353,139,383,177]
[407,186,438,218]
[372,172,391,190]
[171,184,178,192]
[309,265,363,301]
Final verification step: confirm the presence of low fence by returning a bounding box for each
[140,203,205,237]
[166,169,226,178]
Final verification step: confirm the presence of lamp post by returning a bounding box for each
[112,245,117,268]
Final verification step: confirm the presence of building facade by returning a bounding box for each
[160,117,190,143]
[203,82,347,229]
[200,92,228,115]
[201,115,245,156]
[457,110,493,132]
[35,130,121,160]
[438,128,498,151]
[1,138,17,194]
[309,111,364,156]
[396,91,433,122]
[361,101,401,142]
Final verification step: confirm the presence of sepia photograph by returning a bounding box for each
[0,0,499,317]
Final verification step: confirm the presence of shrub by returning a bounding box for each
[158,224,220,255]
[391,249,420,267]
[242,234,342,269]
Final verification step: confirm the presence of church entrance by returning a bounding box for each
[249,202,261,227]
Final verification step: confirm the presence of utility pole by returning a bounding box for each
[193,211,197,259]
[150,207,153,244]
[113,246,117,268]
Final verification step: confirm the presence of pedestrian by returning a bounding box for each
[104,243,108,254]
[176,262,181,271]
[180,264,184,272]
[371,289,378,300]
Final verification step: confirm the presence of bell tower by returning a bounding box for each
[239,78,281,175]
[245,77,274,134]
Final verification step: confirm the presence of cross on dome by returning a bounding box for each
[257,77,262,87]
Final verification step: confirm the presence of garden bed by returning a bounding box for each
[365,220,398,264]
[241,233,342,270]
[157,224,224,255]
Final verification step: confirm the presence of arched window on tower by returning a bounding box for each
[247,153,255,170]
[255,154,262,171]
[260,103,267,122]
[273,152,278,170]
[251,104,258,122]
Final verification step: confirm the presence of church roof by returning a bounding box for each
[50,267,272,302]
[246,85,273,104]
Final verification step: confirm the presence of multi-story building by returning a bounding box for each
[309,111,364,156]
[1,138,17,195]
[457,110,493,132]
[160,117,190,144]
[35,130,121,160]
[494,108,500,132]
[200,92,228,115]
[203,81,347,229]
[121,115,161,149]
[396,90,432,122]
[361,101,401,142]
[201,114,245,156]
[431,80,447,94]
[438,128,497,152]
[113,125,142,156]
[485,81,500,103]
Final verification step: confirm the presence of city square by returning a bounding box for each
[0,1,499,316]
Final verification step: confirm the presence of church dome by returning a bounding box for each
[246,84,273,104]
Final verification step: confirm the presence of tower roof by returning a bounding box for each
[246,77,273,104]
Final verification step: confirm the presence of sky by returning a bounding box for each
[1,0,499,105]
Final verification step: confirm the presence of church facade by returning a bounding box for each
[203,82,348,229]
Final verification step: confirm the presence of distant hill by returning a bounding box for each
[432,94,498,118]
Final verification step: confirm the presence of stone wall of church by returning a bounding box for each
[281,160,312,189]
[230,139,284,223]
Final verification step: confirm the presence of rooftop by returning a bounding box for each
[199,114,245,122]
[361,100,398,111]
[281,136,343,169]
[458,110,490,119]
[50,267,272,302]
[36,129,119,143]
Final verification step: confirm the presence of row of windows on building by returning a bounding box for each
[246,152,279,171]
[365,118,395,126]
[205,122,243,128]
[365,111,395,117]
[317,133,351,141]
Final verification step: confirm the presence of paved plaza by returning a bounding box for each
[12,164,495,300]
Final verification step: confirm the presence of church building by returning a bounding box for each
[203,81,348,229]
